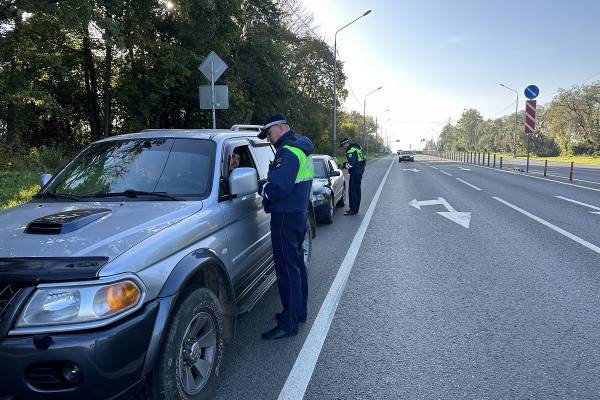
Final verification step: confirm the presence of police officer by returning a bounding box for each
[257,113,314,340]
[340,138,365,215]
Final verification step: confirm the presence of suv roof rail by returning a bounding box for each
[230,124,262,132]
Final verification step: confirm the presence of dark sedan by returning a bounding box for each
[311,155,345,224]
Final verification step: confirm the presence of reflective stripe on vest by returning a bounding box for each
[283,145,314,183]
[347,146,365,161]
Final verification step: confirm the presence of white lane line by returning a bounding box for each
[493,197,600,255]
[430,165,439,170]
[555,195,600,211]
[278,158,395,400]
[530,171,600,186]
[456,177,482,191]
[464,163,600,193]
[440,170,453,176]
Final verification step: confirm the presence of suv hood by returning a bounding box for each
[0,201,203,260]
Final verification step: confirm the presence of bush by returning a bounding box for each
[0,144,73,173]
[572,141,600,156]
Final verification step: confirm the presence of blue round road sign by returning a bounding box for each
[524,85,539,100]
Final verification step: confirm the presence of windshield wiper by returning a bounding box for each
[34,192,85,202]
[93,189,181,201]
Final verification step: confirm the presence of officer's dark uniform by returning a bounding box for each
[343,141,365,214]
[259,124,314,336]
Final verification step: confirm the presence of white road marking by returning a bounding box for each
[493,197,600,255]
[402,168,422,172]
[456,178,482,191]
[440,170,453,176]
[448,161,600,193]
[459,167,471,171]
[530,171,600,186]
[278,158,395,400]
[409,197,471,228]
[555,196,600,214]
[430,165,439,170]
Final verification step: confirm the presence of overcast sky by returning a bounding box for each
[301,0,600,150]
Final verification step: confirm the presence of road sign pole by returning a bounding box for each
[526,136,530,172]
[211,61,216,129]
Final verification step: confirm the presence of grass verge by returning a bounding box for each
[0,171,40,210]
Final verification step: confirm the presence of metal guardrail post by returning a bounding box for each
[500,156,503,169]
[544,160,548,176]
[487,153,490,166]
[569,162,574,181]
[493,154,496,168]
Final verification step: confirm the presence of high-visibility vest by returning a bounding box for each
[283,145,314,183]
[347,146,365,162]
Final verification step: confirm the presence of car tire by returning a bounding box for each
[303,218,312,267]
[336,185,345,208]
[146,287,224,400]
[322,196,334,224]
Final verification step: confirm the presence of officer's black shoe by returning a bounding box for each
[275,313,307,323]
[344,210,357,216]
[261,327,297,340]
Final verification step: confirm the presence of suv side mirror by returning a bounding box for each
[329,170,341,177]
[40,174,52,187]
[228,168,258,197]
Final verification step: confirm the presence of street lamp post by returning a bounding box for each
[500,83,519,158]
[363,86,382,157]
[375,109,390,153]
[332,10,372,158]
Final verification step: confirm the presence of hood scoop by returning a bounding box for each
[25,209,111,235]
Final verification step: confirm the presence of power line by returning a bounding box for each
[336,48,362,108]
[491,100,517,119]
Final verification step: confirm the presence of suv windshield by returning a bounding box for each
[45,138,215,200]
[313,159,328,178]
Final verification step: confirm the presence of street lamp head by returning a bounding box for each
[363,10,372,16]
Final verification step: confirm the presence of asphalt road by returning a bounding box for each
[215,154,600,399]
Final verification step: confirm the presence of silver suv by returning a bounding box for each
[0,128,315,400]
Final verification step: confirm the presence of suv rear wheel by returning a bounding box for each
[147,287,224,400]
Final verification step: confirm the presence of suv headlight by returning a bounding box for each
[313,193,325,201]
[13,276,145,334]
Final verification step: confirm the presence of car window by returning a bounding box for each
[251,144,275,179]
[313,159,328,178]
[227,145,256,172]
[47,138,215,199]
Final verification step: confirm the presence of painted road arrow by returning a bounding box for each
[403,168,422,172]
[409,197,471,228]
[458,167,471,171]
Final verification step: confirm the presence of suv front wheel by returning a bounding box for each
[147,287,224,400]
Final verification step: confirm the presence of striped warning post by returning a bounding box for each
[524,99,536,134]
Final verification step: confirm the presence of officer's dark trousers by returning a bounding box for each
[270,212,308,333]
[348,172,363,213]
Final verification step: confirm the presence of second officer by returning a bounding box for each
[340,138,365,215]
